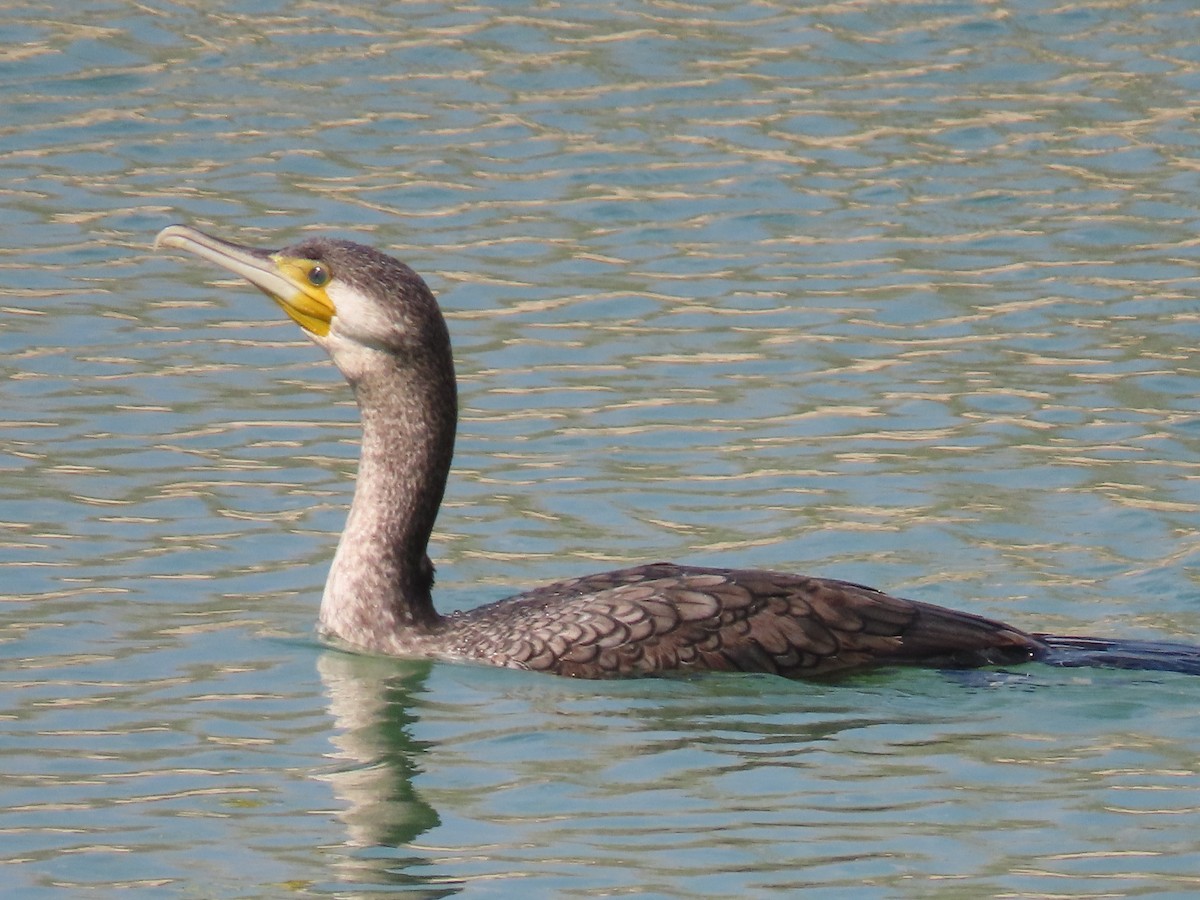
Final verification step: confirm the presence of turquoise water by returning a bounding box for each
[4,0,1200,896]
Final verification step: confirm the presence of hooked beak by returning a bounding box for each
[155,225,334,336]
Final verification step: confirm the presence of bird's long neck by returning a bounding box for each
[319,354,457,651]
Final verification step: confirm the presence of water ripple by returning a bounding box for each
[3,0,1200,896]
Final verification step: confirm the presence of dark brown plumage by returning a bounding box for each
[438,563,1041,677]
[156,225,1200,679]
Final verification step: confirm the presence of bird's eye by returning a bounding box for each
[307,264,330,287]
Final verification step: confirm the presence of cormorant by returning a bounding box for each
[155,225,1200,678]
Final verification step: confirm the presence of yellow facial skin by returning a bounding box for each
[155,225,335,337]
[269,256,335,337]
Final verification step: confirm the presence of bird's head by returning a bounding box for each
[155,225,449,385]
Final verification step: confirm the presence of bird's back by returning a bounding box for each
[441,563,1044,678]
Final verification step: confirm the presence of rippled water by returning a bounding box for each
[4,1,1200,896]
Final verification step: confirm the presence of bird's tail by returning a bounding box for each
[1034,634,1200,676]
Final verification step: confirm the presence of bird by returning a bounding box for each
[155,224,1200,679]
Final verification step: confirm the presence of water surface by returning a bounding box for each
[3,1,1200,896]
